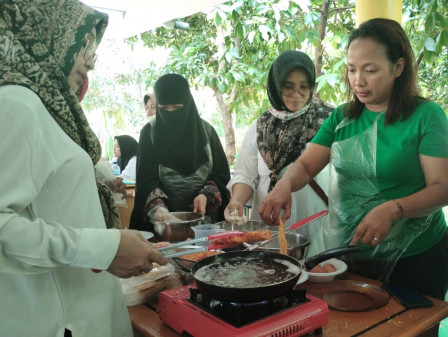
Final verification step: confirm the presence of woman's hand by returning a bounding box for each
[224,200,245,222]
[107,230,168,278]
[111,177,127,199]
[258,179,292,226]
[193,194,207,215]
[350,200,399,247]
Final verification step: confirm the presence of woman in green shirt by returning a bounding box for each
[259,18,448,300]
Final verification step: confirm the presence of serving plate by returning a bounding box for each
[309,279,390,311]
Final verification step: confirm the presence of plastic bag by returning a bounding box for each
[95,158,127,207]
[120,263,182,306]
[308,115,432,282]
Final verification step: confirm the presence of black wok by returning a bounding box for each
[190,246,360,302]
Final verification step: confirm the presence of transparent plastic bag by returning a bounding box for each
[95,158,127,207]
[120,263,181,306]
[308,115,432,282]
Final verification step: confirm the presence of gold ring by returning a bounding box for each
[372,237,381,242]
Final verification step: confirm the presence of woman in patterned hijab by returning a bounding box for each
[0,1,167,336]
[225,50,333,225]
[0,0,121,228]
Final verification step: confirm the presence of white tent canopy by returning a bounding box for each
[81,0,228,38]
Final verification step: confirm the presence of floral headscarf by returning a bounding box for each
[0,0,121,228]
[257,50,331,191]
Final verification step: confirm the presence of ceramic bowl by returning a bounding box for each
[306,258,347,282]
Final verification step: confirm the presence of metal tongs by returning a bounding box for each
[156,230,247,258]
[245,210,329,251]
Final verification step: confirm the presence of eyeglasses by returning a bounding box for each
[280,83,311,97]
[83,35,98,64]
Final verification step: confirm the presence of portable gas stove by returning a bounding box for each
[159,285,328,337]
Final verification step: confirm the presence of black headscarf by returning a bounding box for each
[153,74,209,175]
[115,135,138,172]
[267,50,315,111]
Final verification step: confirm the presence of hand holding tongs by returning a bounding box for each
[156,230,247,258]
[245,210,329,251]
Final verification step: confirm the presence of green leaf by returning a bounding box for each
[215,12,222,26]
[424,37,437,51]
[236,22,244,38]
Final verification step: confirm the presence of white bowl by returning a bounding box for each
[306,258,347,282]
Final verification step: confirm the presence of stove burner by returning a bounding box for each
[188,288,309,327]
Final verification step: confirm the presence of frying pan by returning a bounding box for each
[190,246,360,302]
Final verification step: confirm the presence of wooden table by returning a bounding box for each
[118,187,135,228]
[128,272,448,337]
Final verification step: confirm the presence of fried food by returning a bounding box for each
[181,250,222,261]
[278,217,287,255]
[210,230,272,246]
[309,263,336,273]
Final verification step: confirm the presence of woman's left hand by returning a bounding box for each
[193,194,207,215]
[350,201,398,247]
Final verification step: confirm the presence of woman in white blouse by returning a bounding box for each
[225,50,333,227]
[114,135,138,181]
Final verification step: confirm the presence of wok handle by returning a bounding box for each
[289,210,329,231]
[304,245,361,270]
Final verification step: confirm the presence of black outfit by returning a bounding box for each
[130,74,230,231]
[115,135,138,173]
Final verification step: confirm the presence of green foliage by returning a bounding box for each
[86,0,447,154]
[403,0,448,110]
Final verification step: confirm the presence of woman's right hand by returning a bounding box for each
[107,230,168,278]
[258,178,292,226]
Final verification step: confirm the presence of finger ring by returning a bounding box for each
[372,237,381,242]
[139,268,150,274]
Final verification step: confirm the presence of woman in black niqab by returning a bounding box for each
[153,74,209,175]
[130,74,230,231]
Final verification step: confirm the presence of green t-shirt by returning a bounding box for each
[312,100,448,257]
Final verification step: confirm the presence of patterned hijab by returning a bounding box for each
[0,0,121,228]
[257,50,316,191]
[115,135,138,173]
[153,74,209,175]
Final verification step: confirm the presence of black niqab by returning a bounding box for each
[153,74,208,175]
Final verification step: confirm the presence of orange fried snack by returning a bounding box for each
[278,217,287,255]
[181,250,222,261]
[210,230,272,246]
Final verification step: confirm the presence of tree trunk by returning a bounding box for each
[213,25,239,165]
[314,0,331,98]
[213,87,236,165]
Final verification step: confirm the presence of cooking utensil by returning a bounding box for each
[151,211,205,242]
[258,232,310,259]
[190,245,360,303]
[302,245,360,270]
[307,280,390,311]
[216,220,270,232]
[156,230,246,252]
[246,210,329,251]
[190,250,302,302]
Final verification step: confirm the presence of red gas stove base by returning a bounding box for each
[159,285,328,337]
